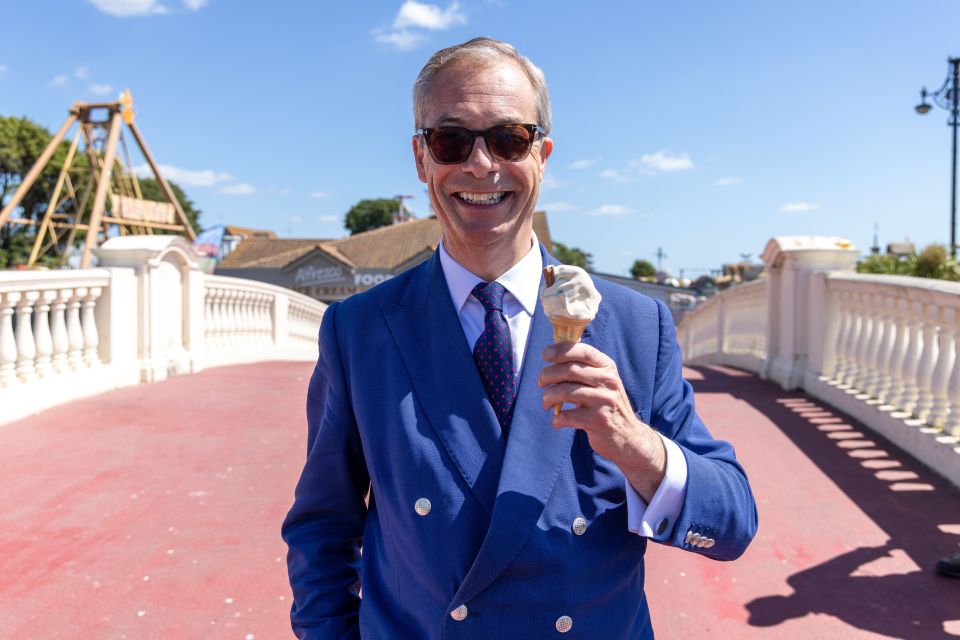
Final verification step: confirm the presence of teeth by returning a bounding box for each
[457,191,506,205]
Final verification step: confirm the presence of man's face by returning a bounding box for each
[413,59,552,269]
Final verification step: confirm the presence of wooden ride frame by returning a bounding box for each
[0,92,196,269]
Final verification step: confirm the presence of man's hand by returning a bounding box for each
[538,342,666,501]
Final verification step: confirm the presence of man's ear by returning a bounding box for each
[537,136,553,178]
[413,135,428,184]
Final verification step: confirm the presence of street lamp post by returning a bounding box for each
[916,57,960,260]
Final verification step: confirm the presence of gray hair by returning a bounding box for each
[413,37,552,134]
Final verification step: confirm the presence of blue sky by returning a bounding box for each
[3,0,960,276]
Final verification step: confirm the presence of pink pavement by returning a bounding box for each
[0,361,958,639]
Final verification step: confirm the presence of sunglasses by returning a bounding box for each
[416,123,546,165]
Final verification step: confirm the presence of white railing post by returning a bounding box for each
[82,287,102,367]
[898,302,925,415]
[913,304,940,424]
[882,298,911,408]
[50,289,71,374]
[831,290,853,381]
[33,289,55,379]
[0,291,19,387]
[947,317,960,436]
[14,290,38,382]
[66,287,86,371]
[929,307,957,428]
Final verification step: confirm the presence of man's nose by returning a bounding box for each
[460,136,499,178]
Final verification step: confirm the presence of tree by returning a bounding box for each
[630,259,656,279]
[855,243,960,281]
[345,198,397,235]
[552,241,593,269]
[137,177,202,234]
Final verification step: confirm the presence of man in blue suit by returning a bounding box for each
[282,37,757,638]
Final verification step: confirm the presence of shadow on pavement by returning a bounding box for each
[687,365,960,638]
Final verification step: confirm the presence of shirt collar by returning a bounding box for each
[439,233,543,316]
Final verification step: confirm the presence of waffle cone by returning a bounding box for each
[550,318,590,344]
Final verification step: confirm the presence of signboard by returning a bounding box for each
[113,195,175,224]
[295,264,345,286]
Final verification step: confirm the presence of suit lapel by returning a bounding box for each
[381,252,504,516]
[453,248,607,604]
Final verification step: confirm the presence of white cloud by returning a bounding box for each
[182,0,209,9]
[374,28,427,51]
[394,1,466,30]
[779,202,822,213]
[309,191,331,199]
[88,0,168,16]
[599,168,630,183]
[712,177,743,187]
[135,163,233,187]
[289,215,303,224]
[539,201,578,212]
[637,150,694,173]
[220,183,256,196]
[541,171,562,190]
[570,159,598,170]
[376,1,465,51]
[89,83,114,96]
[318,215,339,223]
[588,204,633,216]
[48,74,68,88]
[74,66,89,79]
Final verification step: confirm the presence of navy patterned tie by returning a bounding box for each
[471,281,516,433]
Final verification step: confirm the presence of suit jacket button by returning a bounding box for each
[572,516,588,536]
[414,498,432,516]
[704,538,716,548]
[555,615,573,633]
[688,532,702,546]
[450,604,468,621]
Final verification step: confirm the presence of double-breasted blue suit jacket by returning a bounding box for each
[282,246,758,639]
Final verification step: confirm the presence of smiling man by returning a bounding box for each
[282,37,757,639]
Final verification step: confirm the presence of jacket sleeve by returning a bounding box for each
[281,302,369,639]
[648,299,758,560]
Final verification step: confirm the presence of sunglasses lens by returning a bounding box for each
[486,125,535,162]
[428,128,475,163]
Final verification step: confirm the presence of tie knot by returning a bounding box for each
[472,281,506,312]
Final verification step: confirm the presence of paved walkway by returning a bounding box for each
[0,362,957,639]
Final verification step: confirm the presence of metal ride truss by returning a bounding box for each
[0,90,196,269]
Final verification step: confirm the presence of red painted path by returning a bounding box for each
[0,362,958,639]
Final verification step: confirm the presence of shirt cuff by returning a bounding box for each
[626,433,688,540]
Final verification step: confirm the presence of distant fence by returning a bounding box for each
[677,237,960,488]
[0,236,325,425]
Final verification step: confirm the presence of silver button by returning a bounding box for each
[450,604,468,621]
[684,530,694,545]
[414,498,432,516]
[556,615,573,633]
[688,532,702,546]
[572,516,587,536]
[695,538,708,548]
[703,538,715,549]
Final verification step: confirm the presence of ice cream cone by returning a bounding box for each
[550,318,590,344]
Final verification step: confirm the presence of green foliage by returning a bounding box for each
[138,177,202,234]
[344,198,398,235]
[630,259,657,279]
[552,241,593,270]
[856,244,960,281]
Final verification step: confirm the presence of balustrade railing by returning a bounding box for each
[824,274,960,436]
[680,279,768,373]
[0,270,110,391]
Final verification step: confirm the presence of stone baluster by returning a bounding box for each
[840,292,864,387]
[260,293,272,343]
[0,292,19,387]
[225,289,238,346]
[209,289,223,348]
[50,289,71,374]
[66,287,86,371]
[869,297,898,400]
[946,313,960,436]
[850,293,876,391]
[33,290,56,378]
[928,307,957,428]
[913,304,940,424]
[857,295,884,396]
[882,299,911,408]
[82,287,101,367]
[204,289,214,343]
[898,302,926,415]
[14,291,39,383]
[831,290,853,382]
